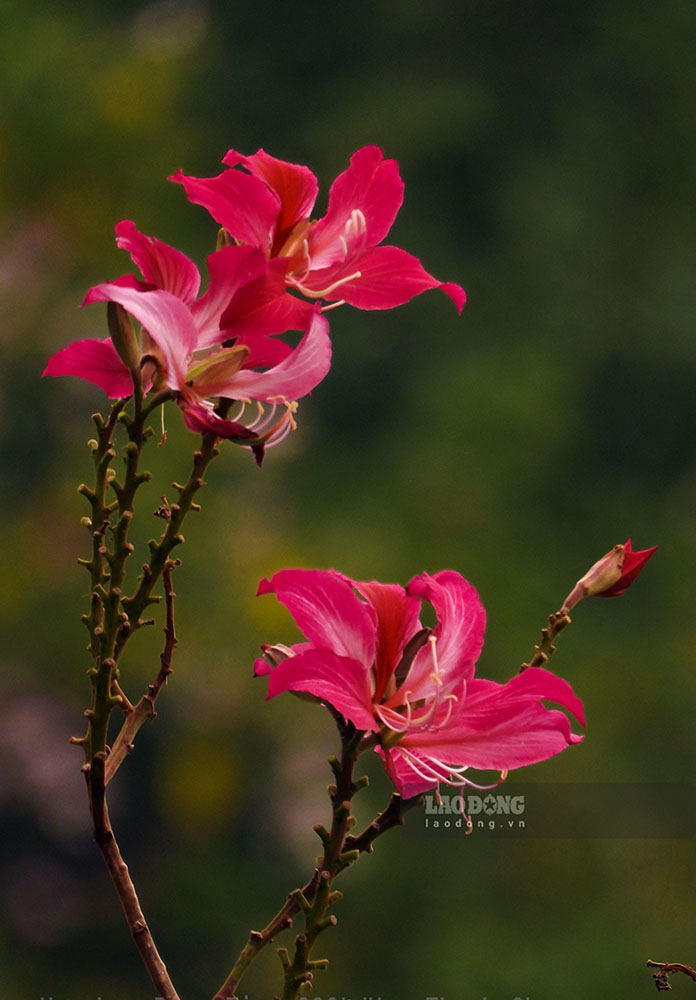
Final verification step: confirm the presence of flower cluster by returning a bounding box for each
[44,147,465,462]
[255,568,585,798]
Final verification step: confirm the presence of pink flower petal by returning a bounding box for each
[220,259,313,344]
[170,166,280,251]
[181,400,258,441]
[42,338,133,398]
[241,336,294,368]
[312,244,466,310]
[404,570,486,697]
[263,647,378,732]
[310,146,403,260]
[85,284,198,391]
[257,568,377,666]
[191,244,268,349]
[404,667,584,772]
[222,308,331,402]
[376,747,442,799]
[223,148,319,249]
[114,220,201,304]
[353,581,421,702]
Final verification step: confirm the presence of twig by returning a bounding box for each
[85,754,180,1000]
[211,758,417,999]
[647,960,696,991]
[105,559,178,784]
[519,608,571,672]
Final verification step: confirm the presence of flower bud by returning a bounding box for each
[562,539,657,611]
[107,301,140,371]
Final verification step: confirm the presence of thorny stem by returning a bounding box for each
[211,758,419,1000]
[519,608,572,672]
[277,727,363,1000]
[75,389,221,1000]
[647,960,696,992]
[105,560,178,784]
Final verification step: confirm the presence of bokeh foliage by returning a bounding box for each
[1,0,695,997]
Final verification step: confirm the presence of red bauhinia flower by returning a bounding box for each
[255,568,584,799]
[43,282,331,462]
[112,220,312,347]
[563,539,657,611]
[171,145,467,312]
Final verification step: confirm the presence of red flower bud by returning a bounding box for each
[563,539,657,611]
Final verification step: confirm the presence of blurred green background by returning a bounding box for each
[2,0,695,997]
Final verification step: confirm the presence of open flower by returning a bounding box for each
[171,145,466,311]
[112,219,312,347]
[254,568,584,798]
[43,283,331,463]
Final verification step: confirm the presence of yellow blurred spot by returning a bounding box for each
[158,736,239,839]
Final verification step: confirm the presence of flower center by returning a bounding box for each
[375,636,458,742]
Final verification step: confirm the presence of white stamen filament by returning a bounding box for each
[377,635,458,736]
[288,269,362,299]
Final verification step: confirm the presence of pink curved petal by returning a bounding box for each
[224,148,319,249]
[191,244,268,348]
[403,571,485,698]
[85,284,198,390]
[181,400,258,441]
[42,338,132,398]
[310,146,403,261]
[257,568,377,666]
[114,220,201,304]
[170,167,280,251]
[262,647,378,731]
[403,667,584,772]
[221,308,331,402]
[353,581,421,702]
[312,245,466,311]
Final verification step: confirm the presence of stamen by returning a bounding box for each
[288,270,362,299]
[276,220,313,260]
[158,405,167,447]
[320,299,346,312]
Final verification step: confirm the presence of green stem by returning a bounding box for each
[76,391,225,1000]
